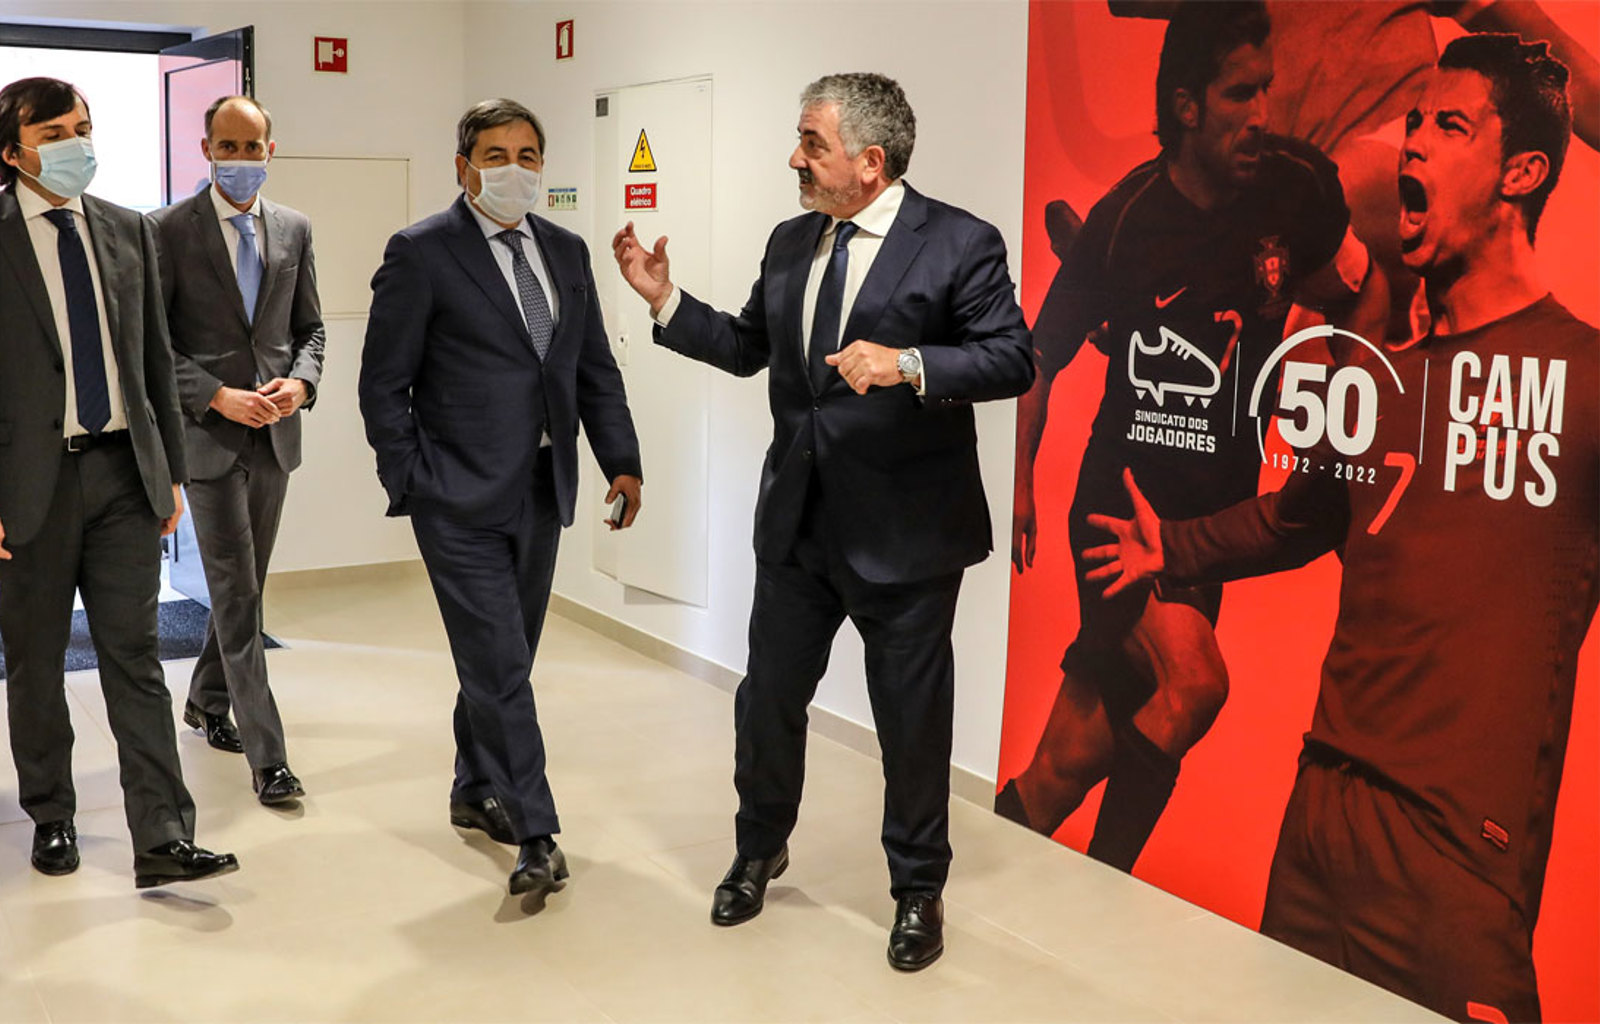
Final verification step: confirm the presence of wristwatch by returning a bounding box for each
[897,347,923,383]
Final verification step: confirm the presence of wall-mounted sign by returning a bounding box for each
[625,183,657,211]
[556,19,574,62]
[547,187,578,212]
[313,37,347,74]
[629,130,656,173]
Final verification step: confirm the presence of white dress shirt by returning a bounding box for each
[467,198,557,445]
[654,181,921,390]
[16,183,129,436]
[209,182,265,275]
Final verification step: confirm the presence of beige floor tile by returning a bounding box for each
[0,563,1439,1023]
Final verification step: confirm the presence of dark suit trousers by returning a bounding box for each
[0,442,196,850]
[736,485,963,898]
[185,429,290,769]
[411,450,561,841]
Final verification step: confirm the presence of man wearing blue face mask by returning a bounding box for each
[360,98,642,901]
[149,95,324,808]
[0,76,239,887]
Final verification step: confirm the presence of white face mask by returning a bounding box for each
[469,163,541,224]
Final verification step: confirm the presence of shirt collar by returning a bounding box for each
[210,182,262,222]
[16,181,85,221]
[829,180,905,239]
[466,196,535,242]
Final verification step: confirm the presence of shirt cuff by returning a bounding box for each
[651,286,681,327]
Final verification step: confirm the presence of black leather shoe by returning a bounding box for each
[31,820,80,876]
[888,893,944,971]
[710,846,788,926]
[252,762,305,805]
[450,796,515,844]
[508,836,568,896]
[183,700,244,753]
[134,840,240,889]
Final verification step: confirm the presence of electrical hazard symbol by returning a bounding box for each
[629,130,657,173]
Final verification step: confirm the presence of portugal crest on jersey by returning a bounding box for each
[1254,236,1289,304]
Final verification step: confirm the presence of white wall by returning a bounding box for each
[461,1,1030,782]
[0,0,469,568]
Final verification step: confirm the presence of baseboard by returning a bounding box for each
[547,593,996,809]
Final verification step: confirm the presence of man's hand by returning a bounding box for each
[1081,469,1165,598]
[210,385,281,427]
[1012,476,1037,574]
[604,474,643,531]
[258,377,309,416]
[0,515,10,561]
[611,221,673,315]
[161,485,185,537]
[824,340,907,395]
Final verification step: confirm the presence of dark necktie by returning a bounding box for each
[496,229,553,361]
[43,208,111,434]
[230,213,263,325]
[808,220,858,389]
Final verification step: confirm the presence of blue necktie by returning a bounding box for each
[230,213,262,325]
[496,229,553,361]
[809,220,858,389]
[42,208,111,435]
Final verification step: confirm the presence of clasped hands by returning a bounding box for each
[610,221,908,395]
[210,377,308,428]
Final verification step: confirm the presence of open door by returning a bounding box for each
[159,27,252,205]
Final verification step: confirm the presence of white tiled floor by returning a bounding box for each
[0,562,1442,1023]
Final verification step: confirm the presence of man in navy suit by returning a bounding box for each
[614,72,1032,969]
[360,99,642,900]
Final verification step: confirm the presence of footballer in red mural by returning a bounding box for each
[1082,35,1596,1023]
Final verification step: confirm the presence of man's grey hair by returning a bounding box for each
[799,73,915,180]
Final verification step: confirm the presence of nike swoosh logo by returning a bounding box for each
[1154,287,1187,309]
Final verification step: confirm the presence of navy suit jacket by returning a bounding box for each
[657,184,1033,584]
[359,196,640,526]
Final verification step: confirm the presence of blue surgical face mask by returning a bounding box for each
[212,159,269,204]
[20,136,97,199]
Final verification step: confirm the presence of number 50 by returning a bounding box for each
[1277,361,1378,456]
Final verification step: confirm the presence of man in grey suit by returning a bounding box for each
[0,76,237,886]
[151,95,324,806]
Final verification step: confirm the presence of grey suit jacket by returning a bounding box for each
[0,186,188,547]
[149,188,325,481]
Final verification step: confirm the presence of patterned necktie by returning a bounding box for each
[42,208,111,434]
[808,220,858,389]
[230,213,263,325]
[496,229,553,361]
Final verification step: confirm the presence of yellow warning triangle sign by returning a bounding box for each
[629,129,657,172]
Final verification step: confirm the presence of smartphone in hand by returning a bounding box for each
[607,493,628,529]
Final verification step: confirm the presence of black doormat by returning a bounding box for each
[0,599,281,681]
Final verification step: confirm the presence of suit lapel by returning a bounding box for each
[840,186,926,352]
[528,214,570,353]
[82,196,127,377]
[192,191,252,329]
[252,199,291,326]
[0,189,63,357]
[442,196,532,347]
[781,213,829,370]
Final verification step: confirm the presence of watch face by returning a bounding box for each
[898,351,920,376]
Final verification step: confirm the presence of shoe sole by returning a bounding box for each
[710,851,788,926]
[509,852,569,897]
[258,787,306,806]
[887,943,944,972]
[450,815,515,845]
[32,857,80,877]
[134,859,240,890]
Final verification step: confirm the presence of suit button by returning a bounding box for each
[52,360,63,373]
[52,418,62,430]
[803,449,813,459]
[812,402,820,411]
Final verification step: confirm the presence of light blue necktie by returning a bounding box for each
[230,213,262,324]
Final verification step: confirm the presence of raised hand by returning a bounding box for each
[611,221,672,314]
[1081,468,1165,598]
